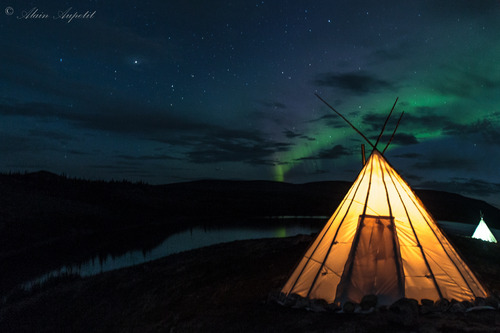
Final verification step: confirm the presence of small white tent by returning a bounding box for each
[472,214,497,243]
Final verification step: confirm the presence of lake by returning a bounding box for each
[22,223,318,289]
[21,220,499,290]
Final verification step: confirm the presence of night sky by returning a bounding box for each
[1,1,500,208]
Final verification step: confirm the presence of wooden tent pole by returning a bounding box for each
[374,97,399,149]
[315,93,375,148]
[382,111,404,154]
[361,144,366,166]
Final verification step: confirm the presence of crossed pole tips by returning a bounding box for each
[314,93,404,156]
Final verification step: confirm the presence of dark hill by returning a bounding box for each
[1,173,499,255]
[158,179,500,225]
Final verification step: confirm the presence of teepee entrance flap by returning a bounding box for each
[335,214,404,305]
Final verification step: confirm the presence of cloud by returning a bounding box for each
[367,48,405,64]
[283,129,302,139]
[443,119,500,145]
[0,129,85,159]
[87,164,157,178]
[413,156,478,171]
[77,105,211,135]
[300,135,316,141]
[381,133,419,145]
[307,114,346,128]
[431,68,500,99]
[362,111,453,133]
[401,173,423,182]
[0,101,212,136]
[0,45,116,104]
[0,102,69,119]
[281,129,315,141]
[186,144,285,164]
[184,131,292,164]
[260,101,287,109]
[311,169,330,175]
[116,154,181,161]
[313,72,395,95]
[0,101,298,167]
[67,150,91,156]
[426,0,500,18]
[297,144,351,160]
[362,107,500,147]
[358,112,420,147]
[245,159,282,166]
[28,129,75,143]
[417,178,500,197]
[393,153,423,159]
[0,133,38,153]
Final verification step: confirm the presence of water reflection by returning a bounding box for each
[23,224,318,289]
[22,220,499,290]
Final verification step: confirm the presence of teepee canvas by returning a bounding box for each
[280,96,488,306]
[472,215,497,243]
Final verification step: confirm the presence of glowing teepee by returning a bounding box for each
[280,96,488,306]
[472,213,497,243]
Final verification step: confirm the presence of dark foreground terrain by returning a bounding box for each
[2,234,500,333]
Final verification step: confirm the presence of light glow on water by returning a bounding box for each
[22,224,318,290]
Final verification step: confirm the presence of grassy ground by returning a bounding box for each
[2,235,500,332]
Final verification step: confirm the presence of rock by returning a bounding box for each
[377,305,388,312]
[343,301,356,313]
[474,297,486,307]
[485,296,499,308]
[420,299,435,314]
[420,305,433,315]
[360,294,378,310]
[308,299,328,312]
[461,300,473,310]
[421,299,434,307]
[325,302,341,312]
[267,290,280,303]
[389,298,419,326]
[390,298,419,311]
[435,299,450,312]
[292,296,309,309]
[449,302,466,313]
[278,293,299,306]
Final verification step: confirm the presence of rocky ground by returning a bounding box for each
[2,234,500,332]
